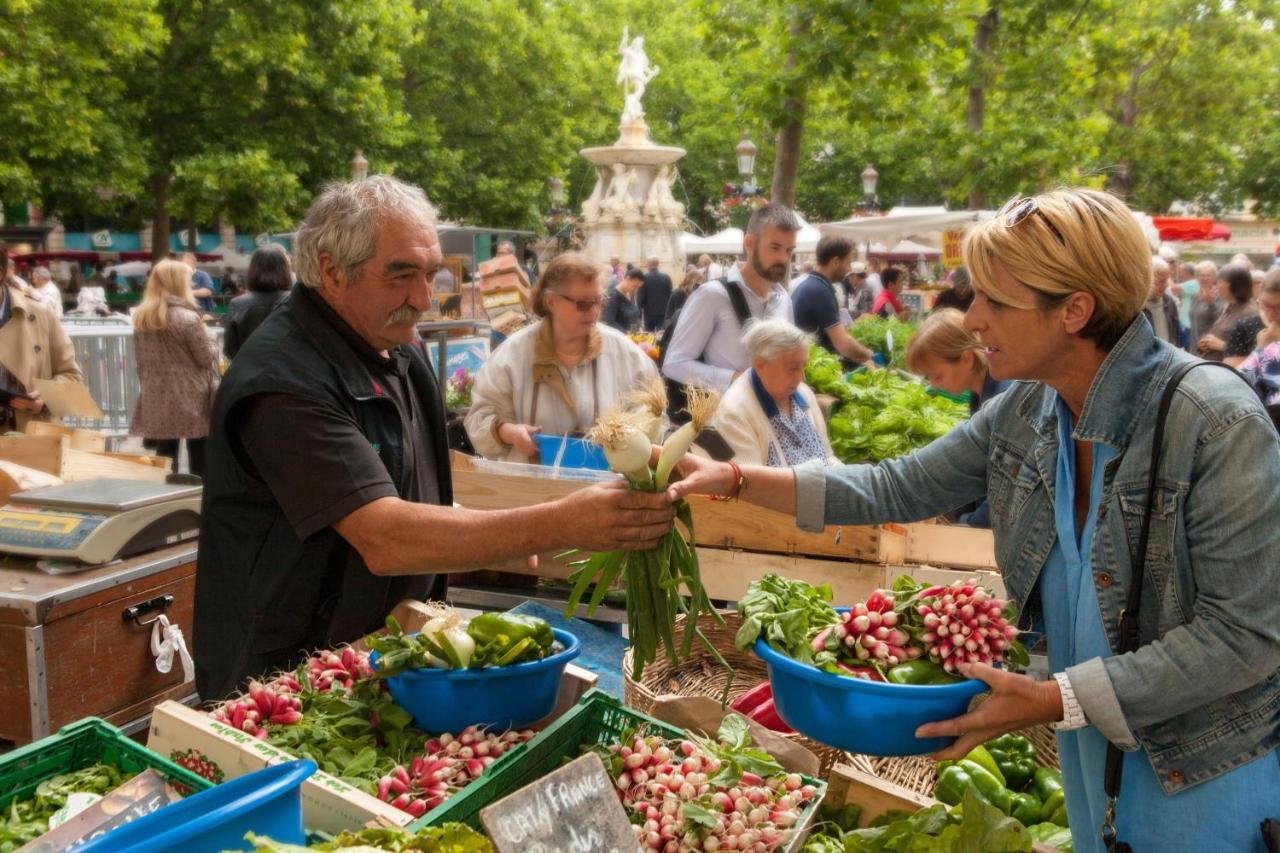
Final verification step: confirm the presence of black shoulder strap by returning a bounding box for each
[1102,359,1240,850]
[723,279,753,327]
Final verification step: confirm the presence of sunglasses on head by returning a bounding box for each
[999,195,1065,244]
[552,291,604,312]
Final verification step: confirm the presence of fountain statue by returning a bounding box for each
[577,28,687,273]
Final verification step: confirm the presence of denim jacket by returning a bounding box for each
[795,316,1280,793]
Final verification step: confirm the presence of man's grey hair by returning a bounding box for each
[1195,260,1218,276]
[1151,256,1170,274]
[32,266,52,283]
[742,319,809,363]
[294,175,438,288]
[746,203,800,238]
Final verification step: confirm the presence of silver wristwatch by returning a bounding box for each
[1053,671,1088,731]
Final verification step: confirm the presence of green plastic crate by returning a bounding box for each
[414,689,827,848]
[0,716,213,814]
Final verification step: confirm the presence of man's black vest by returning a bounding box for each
[194,286,451,700]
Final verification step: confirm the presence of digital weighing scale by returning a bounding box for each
[0,478,201,566]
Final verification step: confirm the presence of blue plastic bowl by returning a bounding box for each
[533,433,609,470]
[753,622,990,756]
[379,627,581,733]
[76,759,314,853]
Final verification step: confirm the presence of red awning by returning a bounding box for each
[117,251,223,262]
[12,250,104,263]
[1152,217,1231,242]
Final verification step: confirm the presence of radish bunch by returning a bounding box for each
[211,680,303,737]
[914,580,1019,672]
[302,646,374,693]
[810,589,922,667]
[607,734,818,853]
[376,725,535,818]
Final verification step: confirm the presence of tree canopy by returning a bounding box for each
[1,0,1276,242]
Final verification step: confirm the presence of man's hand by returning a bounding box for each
[562,480,675,551]
[663,455,736,503]
[915,663,1064,760]
[498,422,542,457]
[10,390,44,414]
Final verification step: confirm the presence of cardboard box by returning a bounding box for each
[145,663,600,835]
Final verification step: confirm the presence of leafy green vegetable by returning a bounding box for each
[735,574,840,664]
[245,821,493,852]
[825,369,969,463]
[0,763,135,851]
[690,713,785,788]
[803,788,1032,853]
[805,345,852,401]
[848,315,918,369]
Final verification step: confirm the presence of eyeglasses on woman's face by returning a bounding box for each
[550,291,604,313]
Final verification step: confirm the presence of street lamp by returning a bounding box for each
[735,133,758,183]
[351,150,369,181]
[548,177,565,209]
[861,164,879,205]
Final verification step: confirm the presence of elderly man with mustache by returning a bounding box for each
[194,176,675,701]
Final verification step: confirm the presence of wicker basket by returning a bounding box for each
[868,723,1061,797]
[621,611,875,777]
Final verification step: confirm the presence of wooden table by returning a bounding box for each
[0,543,197,745]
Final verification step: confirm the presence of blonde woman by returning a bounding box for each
[670,189,1280,852]
[905,309,1008,416]
[130,259,219,478]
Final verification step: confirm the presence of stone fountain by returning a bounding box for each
[578,28,686,273]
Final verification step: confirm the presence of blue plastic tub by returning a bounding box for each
[381,628,581,733]
[753,628,990,757]
[75,759,314,853]
[533,433,609,470]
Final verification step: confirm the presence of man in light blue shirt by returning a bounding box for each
[183,252,218,313]
[662,204,797,392]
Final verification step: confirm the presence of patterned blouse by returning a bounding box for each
[751,372,829,467]
[1239,341,1280,406]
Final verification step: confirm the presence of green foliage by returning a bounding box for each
[825,370,969,463]
[849,315,917,370]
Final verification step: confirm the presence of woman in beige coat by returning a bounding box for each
[130,260,219,478]
[0,244,83,431]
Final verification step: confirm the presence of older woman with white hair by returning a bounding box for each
[672,189,1280,853]
[712,319,835,466]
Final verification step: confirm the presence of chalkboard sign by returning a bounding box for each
[480,752,639,853]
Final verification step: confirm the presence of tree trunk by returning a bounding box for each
[149,174,171,262]
[187,213,199,252]
[1106,60,1149,200]
[769,15,809,209]
[967,2,999,210]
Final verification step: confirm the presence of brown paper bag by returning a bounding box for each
[647,694,820,778]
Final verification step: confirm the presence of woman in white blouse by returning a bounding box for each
[466,252,659,462]
[713,319,836,467]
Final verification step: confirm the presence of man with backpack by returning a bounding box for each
[660,204,797,420]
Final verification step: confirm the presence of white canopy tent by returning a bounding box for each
[818,206,993,245]
[681,227,744,256]
[794,215,822,254]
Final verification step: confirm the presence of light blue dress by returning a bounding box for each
[1040,394,1280,853]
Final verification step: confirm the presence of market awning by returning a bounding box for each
[818,207,993,245]
[870,239,941,262]
[681,227,744,255]
[1152,216,1231,242]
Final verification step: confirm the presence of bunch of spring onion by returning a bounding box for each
[563,380,730,688]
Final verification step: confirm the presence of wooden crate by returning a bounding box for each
[0,435,169,484]
[824,763,1063,851]
[0,544,197,744]
[23,421,108,452]
[451,452,912,564]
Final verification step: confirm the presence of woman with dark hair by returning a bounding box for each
[224,244,293,359]
[1197,263,1262,366]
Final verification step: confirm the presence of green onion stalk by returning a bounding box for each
[563,381,732,696]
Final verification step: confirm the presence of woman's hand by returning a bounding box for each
[10,390,44,414]
[915,663,1064,760]
[663,455,736,502]
[1198,333,1225,353]
[498,422,542,456]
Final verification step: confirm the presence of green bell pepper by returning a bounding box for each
[1027,822,1074,851]
[885,659,964,685]
[985,733,1037,792]
[1033,766,1069,827]
[466,612,554,666]
[934,760,1014,815]
[937,745,1006,787]
[1009,791,1042,826]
